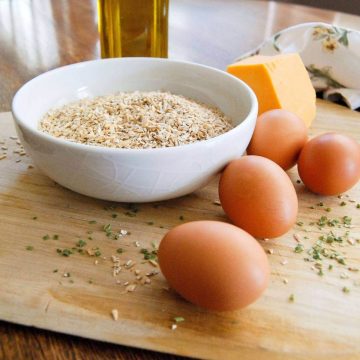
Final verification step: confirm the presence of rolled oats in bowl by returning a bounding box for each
[14,57,257,201]
[39,91,233,149]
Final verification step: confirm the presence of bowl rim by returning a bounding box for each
[12,57,258,154]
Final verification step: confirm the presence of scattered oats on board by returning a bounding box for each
[293,233,301,242]
[111,309,119,321]
[149,259,158,267]
[125,284,136,292]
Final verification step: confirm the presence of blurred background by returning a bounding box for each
[0,0,359,111]
[275,0,360,15]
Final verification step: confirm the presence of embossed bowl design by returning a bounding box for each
[12,58,257,202]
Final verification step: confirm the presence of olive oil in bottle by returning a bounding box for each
[97,0,169,58]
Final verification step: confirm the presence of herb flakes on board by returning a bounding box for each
[291,199,359,296]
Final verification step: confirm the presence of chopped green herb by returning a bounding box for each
[26,245,34,251]
[53,269,58,273]
[116,248,124,254]
[309,206,315,209]
[327,218,339,227]
[111,213,118,218]
[343,216,352,225]
[317,216,328,227]
[94,250,102,257]
[296,221,304,226]
[88,220,97,224]
[312,250,322,260]
[342,286,350,293]
[316,216,341,228]
[63,249,73,256]
[88,279,93,284]
[308,244,323,261]
[337,258,346,265]
[317,202,324,207]
[87,230,93,234]
[318,269,324,276]
[294,244,304,253]
[328,264,333,270]
[146,221,154,225]
[88,236,93,240]
[42,234,50,240]
[32,216,38,220]
[340,201,346,206]
[173,316,185,323]
[319,232,342,244]
[140,248,157,260]
[325,207,332,212]
[57,248,73,257]
[288,294,295,302]
[53,234,59,240]
[69,279,74,284]
[179,215,184,221]
[76,239,87,248]
[103,223,112,232]
[356,204,360,209]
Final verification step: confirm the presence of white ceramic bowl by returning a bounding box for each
[12,58,257,202]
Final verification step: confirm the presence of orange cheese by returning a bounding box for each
[227,53,316,127]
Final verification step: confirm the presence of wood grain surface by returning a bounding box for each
[1,1,360,359]
[0,100,360,360]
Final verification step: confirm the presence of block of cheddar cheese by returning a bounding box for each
[227,53,316,127]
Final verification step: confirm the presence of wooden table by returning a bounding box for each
[0,1,359,359]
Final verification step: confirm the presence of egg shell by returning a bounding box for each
[158,221,270,311]
[219,155,298,238]
[247,109,308,170]
[298,132,360,195]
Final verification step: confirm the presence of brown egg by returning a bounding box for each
[247,109,308,170]
[219,156,298,238]
[158,221,269,311]
[298,133,360,195]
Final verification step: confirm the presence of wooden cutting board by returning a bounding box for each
[0,100,359,360]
